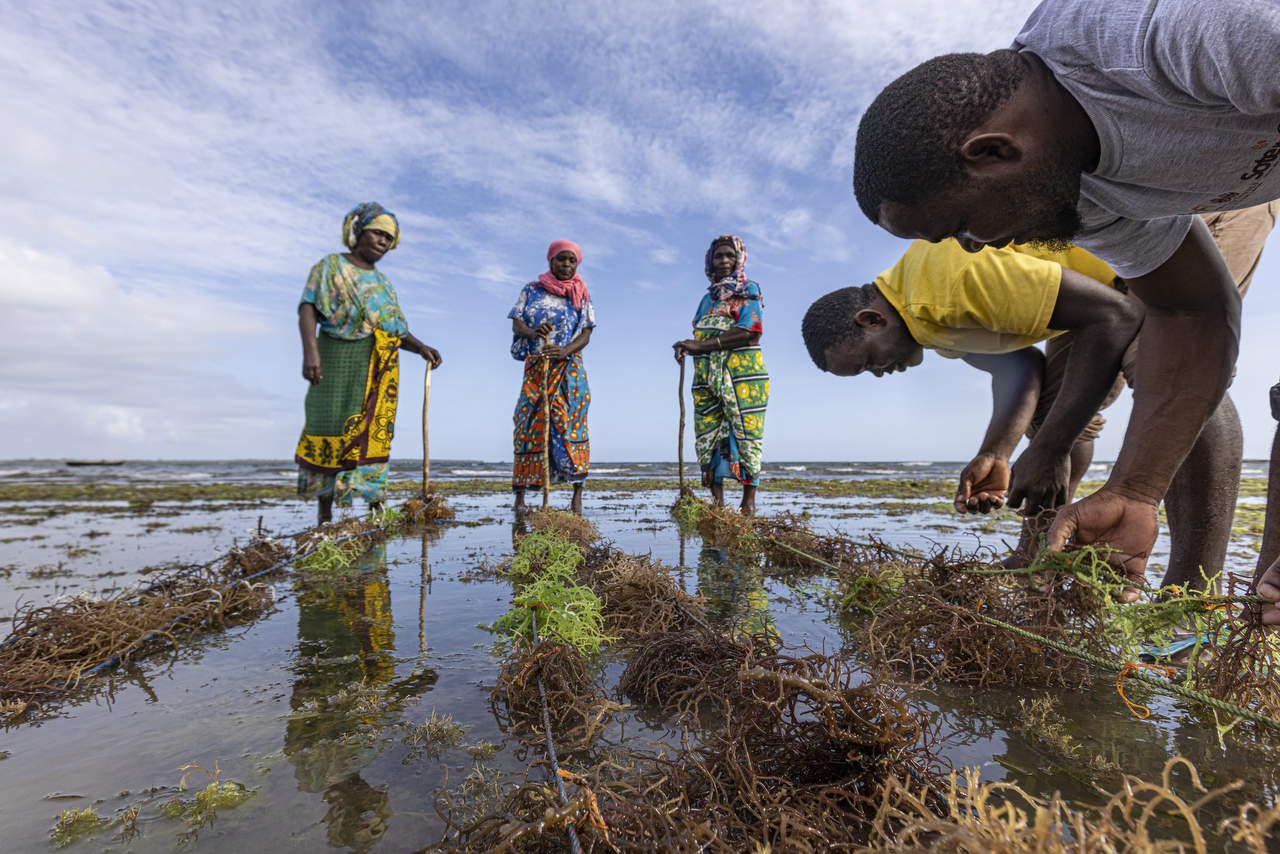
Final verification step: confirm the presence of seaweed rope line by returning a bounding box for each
[81,521,398,679]
[960,562,1271,617]
[0,522,316,654]
[762,536,1268,608]
[527,603,586,854]
[754,533,1280,733]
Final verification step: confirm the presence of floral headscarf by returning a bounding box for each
[704,234,750,301]
[343,202,401,250]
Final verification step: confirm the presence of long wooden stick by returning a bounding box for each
[677,357,687,491]
[421,362,432,497]
[540,334,552,509]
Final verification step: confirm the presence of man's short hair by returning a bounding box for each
[853,50,1026,222]
[801,284,878,371]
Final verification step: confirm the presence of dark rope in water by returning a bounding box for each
[529,605,584,854]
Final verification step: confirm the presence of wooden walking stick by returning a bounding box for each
[540,332,553,509]
[678,356,687,493]
[421,362,432,499]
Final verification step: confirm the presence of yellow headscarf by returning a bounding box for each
[342,203,401,250]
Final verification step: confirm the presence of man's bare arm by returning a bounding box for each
[954,349,1043,513]
[1008,268,1144,513]
[1047,217,1240,582]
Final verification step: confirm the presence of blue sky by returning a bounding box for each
[2,0,1278,463]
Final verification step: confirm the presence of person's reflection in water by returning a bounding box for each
[695,545,778,642]
[283,544,438,851]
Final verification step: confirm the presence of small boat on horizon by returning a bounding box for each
[65,460,126,467]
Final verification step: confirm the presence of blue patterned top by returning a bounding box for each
[508,283,597,360]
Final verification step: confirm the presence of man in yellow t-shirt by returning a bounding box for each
[801,237,1243,593]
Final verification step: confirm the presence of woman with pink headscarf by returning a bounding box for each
[508,240,595,514]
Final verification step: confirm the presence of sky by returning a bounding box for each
[2,0,1279,464]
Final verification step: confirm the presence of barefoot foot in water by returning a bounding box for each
[739,484,757,516]
[571,484,584,515]
[317,496,333,525]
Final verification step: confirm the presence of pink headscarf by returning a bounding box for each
[536,239,589,309]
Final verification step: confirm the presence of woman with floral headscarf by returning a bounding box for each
[509,240,595,515]
[295,202,443,523]
[673,235,769,515]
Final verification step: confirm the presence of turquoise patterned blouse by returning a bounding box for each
[300,253,409,341]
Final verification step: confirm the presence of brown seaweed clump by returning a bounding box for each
[585,552,706,641]
[603,648,945,851]
[856,552,1110,690]
[221,538,290,578]
[618,626,762,722]
[490,639,621,757]
[1184,573,1280,735]
[756,513,944,573]
[525,508,599,549]
[695,652,944,846]
[294,516,384,553]
[0,569,275,712]
[428,770,604,854]
[695,504,761,551]
[402,495,456,522]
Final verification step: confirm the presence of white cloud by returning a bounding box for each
[0,240,281,452]
[87,404,147,440]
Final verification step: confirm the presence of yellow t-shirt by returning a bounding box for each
[873,240,1118,359]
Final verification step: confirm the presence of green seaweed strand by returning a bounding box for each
[488,531,614,655]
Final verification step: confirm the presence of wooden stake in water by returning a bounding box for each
[421,362,432,497]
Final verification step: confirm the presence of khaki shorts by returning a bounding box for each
[1028,200,1279,443]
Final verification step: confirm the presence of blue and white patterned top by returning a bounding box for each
[507,282,597,360]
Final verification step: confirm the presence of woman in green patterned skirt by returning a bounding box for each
[672,235,769,515]
[295,203,442,523]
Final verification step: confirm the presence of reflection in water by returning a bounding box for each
[695,545,778,641]
[419,530,432,654]
[283,544,438,851]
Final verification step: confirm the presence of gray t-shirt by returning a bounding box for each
[1013,0,1280,277]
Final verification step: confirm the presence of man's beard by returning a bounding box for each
[1011,159,1083,251]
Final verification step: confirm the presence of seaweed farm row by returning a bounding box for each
[0,483,1277,850]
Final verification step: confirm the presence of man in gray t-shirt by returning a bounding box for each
[852,0,1280,622]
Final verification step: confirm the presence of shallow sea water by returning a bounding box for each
[0,477,1277,851]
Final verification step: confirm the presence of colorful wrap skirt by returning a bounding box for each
[691,315,768,486]
[296,329,400,506]
[512,353,590,490]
